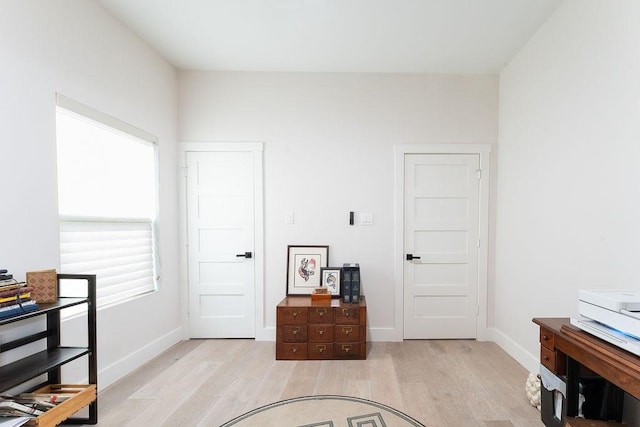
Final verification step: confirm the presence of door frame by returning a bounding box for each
[178,142,265,340]
[393,144,491,341]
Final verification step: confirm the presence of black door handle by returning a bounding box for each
[236,252,252,259]
[406,254,421,261]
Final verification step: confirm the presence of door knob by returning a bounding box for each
[406,254,421,261]
[236,251,252,259]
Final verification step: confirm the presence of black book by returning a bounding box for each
[0,274,13,281]
[341,267,351,303]
[341,263,360,304]
[351,267,361,304]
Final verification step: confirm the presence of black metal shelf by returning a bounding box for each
[0,273,97,425]
[0,347,90,391]
[0,297,88,326]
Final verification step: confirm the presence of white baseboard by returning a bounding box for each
[368,327,402,342]
[491,327,539,374]
[98,327,183,391]
[476,325,493,341]
[257,326,276,341]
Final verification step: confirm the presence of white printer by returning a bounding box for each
[571,290,640,356]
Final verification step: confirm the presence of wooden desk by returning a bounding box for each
[533,318,636,421]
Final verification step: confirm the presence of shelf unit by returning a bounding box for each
[0,273,97,425]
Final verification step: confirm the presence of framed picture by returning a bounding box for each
[286,245,329,295]
[320,267,341,298]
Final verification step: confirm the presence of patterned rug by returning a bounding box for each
[220,395,426,427]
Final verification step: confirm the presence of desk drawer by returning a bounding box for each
[540,327,555,350]
[541,345,557,372]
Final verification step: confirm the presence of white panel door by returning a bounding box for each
[187,151,255,338]
[404,154,480,339]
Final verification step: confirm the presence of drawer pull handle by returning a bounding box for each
[343,346,351,352]
[292,311,299,317]
[318,309,326,317]
[318,329,324,335]
[543,335,549,340]
[543,355,549,361]
[343,327,352,335]
[344,310,350,317]
[293,328,299,335]
[318,345,326,353]
[292,347,298,353]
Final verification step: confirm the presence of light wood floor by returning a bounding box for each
[89,340,543,426]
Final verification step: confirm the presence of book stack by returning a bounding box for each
[341,263,361,304]
[0,269,39,321]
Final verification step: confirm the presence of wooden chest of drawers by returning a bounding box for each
[276,296,367,360]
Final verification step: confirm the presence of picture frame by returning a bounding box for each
[320,267,341,298]
[286,245,329,295]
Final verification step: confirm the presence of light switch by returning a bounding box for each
[360,212,373,225]
[285,211,294,224]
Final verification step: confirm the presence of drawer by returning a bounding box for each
[279,307,308,324]
[540,327,555,350]
[308,324,333,342]
[308,343,334,359]
[309,307,334,323]
[277,343,308,360]
[282,325,307,342]
[334,343,360,359]
[25,384,96,427]
[334,325,360,342]
[335,307,360,324]
[540,345,557,372]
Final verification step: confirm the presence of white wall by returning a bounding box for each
[497,0,640,422]
[0,1,181,389]
[179,71,499,340]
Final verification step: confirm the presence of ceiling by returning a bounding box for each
[97,0,562,74]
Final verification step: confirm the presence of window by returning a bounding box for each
[55,94,159,307]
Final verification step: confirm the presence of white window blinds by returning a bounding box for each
[56,95,159,306]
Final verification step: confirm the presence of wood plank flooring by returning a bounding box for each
[92,340,543,426]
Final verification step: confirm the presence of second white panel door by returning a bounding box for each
[404,153,480,339]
